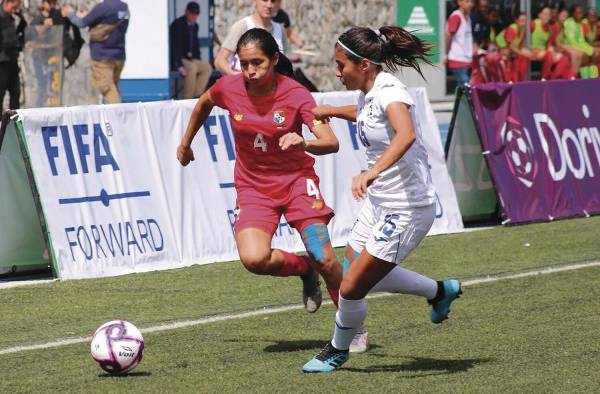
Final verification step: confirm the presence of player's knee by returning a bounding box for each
[339,277,366,300]
[312,253,338,275]
[239,253,273,275]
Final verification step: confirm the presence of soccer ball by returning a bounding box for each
[505,128,533,176]
[90,320,144,374]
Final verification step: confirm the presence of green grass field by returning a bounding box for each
[1,216,599,393]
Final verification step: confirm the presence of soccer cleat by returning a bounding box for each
[301,265,322,313]
[349,326,369,353]
[302,342,349,373]
[430,279,462,324]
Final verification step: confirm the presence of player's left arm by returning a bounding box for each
[279,122,339,155]
[279,91,339,155]
[352,102,415,200]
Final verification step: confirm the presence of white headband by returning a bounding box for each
[336,40,382,66]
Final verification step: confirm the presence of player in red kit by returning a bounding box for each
[177,28,342,314]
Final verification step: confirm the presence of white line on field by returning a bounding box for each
[0,278,56,289]
[1,260,599,356]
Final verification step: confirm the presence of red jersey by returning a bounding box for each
[209,73,320,196]
[549,23,561,46]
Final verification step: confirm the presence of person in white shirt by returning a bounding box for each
[303,25,462,373]
[214,0,286,75]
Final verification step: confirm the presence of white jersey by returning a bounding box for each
[356,72,436,208]
[230,17,286,72]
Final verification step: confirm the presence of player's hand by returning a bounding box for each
[178,66,188,77]
[351,168,379,201]
[43,18,54,27]
[61,5,74,17]
[279,133,306,151]
[312,105,333,121]
[177,144,195,166]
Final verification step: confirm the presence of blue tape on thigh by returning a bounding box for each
[300,224,330,263]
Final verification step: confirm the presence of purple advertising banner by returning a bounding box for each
[471,79,600,224]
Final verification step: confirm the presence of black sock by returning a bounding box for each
[427,281,445,304]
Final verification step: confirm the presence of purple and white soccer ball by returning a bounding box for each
[90,320,144,374]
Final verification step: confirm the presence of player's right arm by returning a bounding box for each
[214,47,235,75]
[215,20,246,75]
[177,91,216,166]
[312,105,357,122]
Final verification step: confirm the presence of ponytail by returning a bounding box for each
[336,26,434,80]
[378,26,433,78]
[274,52,295,79]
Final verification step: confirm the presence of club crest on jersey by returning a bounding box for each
[273,111,285,128]
[233,113,243,121]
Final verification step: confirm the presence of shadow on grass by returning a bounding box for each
[263,340,381,353]
[343,356,493,376]
[98,371,152,378]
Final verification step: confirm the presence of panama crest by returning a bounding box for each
[273,111,285,127]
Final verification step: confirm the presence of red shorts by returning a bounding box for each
[234,175,334,235]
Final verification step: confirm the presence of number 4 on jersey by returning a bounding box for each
[254,133,268,152]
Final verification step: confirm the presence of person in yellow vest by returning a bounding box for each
[496,13,533,81]
[582,8,600,78]
[530,6,574,80]
[581,8,597,45]
[562,4,599,78]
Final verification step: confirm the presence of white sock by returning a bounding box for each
[331,296,367,351]
[371,266,437,299]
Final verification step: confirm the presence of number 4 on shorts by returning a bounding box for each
[306,179,321,200]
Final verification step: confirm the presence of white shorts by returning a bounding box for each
[348,199,435,264]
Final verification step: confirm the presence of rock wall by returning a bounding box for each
[214,1,397,91]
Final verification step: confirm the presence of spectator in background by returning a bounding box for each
[62,0,129,103]
[272,0,303,48]
[471,0,490,50]
[563,4,599,78]
[581,8,597,45]
[31,0,84,107]
[0,0,26,113]
[530,6,573,80]
[170,1,212,99]
[496,13,532,82]
[214,0,286,75]
[445,0,474,88]
[32,0,83,68]
[474,7,505,83]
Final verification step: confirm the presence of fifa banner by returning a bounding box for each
[470,80,600,224]
[0,89,462,279]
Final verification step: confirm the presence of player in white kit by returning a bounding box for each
[303,26,462,373]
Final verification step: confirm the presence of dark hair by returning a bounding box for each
[568,4,582,16]
[236,28,294,78]
[336,26,433,79]
[537,4,551,15]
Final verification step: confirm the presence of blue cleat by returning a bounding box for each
[430,279,462,324]
[303,342,349,373]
